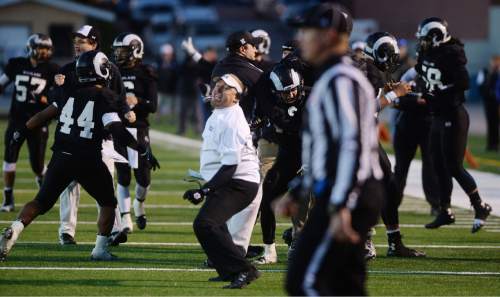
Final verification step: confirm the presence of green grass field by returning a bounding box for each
[0,120,499,296]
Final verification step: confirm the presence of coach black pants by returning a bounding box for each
[193,179,259,278]
[393,112,440,209]
[286,178,383,296]
[430,105,478,209]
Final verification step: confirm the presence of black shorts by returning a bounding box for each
[4,119,48,173]
[35,151,117,214]
[114,127,151,187]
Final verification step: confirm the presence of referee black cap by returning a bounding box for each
[287,3,352,35]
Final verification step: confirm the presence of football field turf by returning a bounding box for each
[0,121,499,296]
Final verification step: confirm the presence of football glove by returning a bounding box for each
[140,147,160,171]
[183,188,209,205]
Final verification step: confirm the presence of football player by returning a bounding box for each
[415,17,492,232]
[252,61,310,264]
[363,32,426,258]
[55,25,134,245]
[112,33,158,233]
[0,50,158,262]
[0,33,59,212]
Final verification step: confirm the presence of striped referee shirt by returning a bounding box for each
[302,56,383,211]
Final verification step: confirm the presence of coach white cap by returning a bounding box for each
[220,74,244,94]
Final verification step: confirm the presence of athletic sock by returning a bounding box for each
[10,220,24,241]
[117,184,131,214]
[94,235,109,250]
[468,191,482,209]
[3,188,13,205]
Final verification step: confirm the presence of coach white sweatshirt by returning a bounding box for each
[200,104,260,184]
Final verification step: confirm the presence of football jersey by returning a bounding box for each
[119,64,158,128]
[415,39,469,113]
[51,85,121,158]
[3,57,59,123]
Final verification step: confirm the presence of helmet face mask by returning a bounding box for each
[112,33,144,68]
[365,32,400,73]
[27,34,53,62]
[273,86,301,104]
[416,17,450,51]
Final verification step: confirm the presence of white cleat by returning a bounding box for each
[90,248,117,261]
[0,204,14,212]
[0,227,17,261]
[364,238,377,260]
[121,213,133,234]
[253,244,277,265]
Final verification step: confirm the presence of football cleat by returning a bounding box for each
[136,215,147,230]
[425,209,455,229]
[121,213,133,234]
[387,233,426,258]
[90,248,117,261]
[109,230,128,246]
[364,238,377,260]
[59,233,77,245]
[472,203,492,233]
[0,203,14,213]
[0,227,16,261]
[253,247,277,265]
[223,267,261,289]
[1,190,14,212]
[246,245,264,259]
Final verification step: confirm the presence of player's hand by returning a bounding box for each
[273,194,299,218]
[54,74,65,86]
[181,37,197,56]
[392,82,412,97]
[183,188,205,205]
[141,147,160,171]
[328,208,360,244]
[126,94,138,108]
[124,111,136,123]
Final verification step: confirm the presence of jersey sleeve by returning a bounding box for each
[135,65,158,113]
[3,58,19,81]
[101,89,122,126]
[109,63,130,115]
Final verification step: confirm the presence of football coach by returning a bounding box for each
[183,74,261,289]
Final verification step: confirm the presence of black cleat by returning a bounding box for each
[223,267,261,289]
[425,209,455,229]
[202,258,214,268]
[387,232,425,258]
[136,215,147,230]
[246,245,264,259]
[109,230,128,246]
[282,227,293,247]
[472,203,492,233]
[1,189,14,212]
[59,233,77,245]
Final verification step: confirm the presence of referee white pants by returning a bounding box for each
[58,140,122,237]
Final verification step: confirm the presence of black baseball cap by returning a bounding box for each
[226,31,263,52]
[73,25,101,45]
[287,3,353,35]
[282,40,298,52]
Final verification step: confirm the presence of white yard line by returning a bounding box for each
[2,220,499,229]
[0,266,499,276]
[14,241,500,249]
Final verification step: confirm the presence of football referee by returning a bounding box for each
[183,74,261,289]
[277,4,384,295]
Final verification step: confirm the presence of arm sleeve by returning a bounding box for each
[328,77,362,210]
[203,165,237,190]
[3,59,16,81]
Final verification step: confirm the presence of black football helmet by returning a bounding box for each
[26,33,53,62]
[112,33,144,67]
[416,17,451,51]
[364,32,400,73]
[76,50,111,84]
[269,63,304,104]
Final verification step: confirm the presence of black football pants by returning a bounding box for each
[379,144,401,227]
[430,105,478,209]
[393,112,440,209]
[286,178,383,296]
[115,127,151,188]
[260,147,301,244]
[193,179,259,278]
[4,120,48,175]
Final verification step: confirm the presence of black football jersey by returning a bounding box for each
[3,57,59,123]
[51,86,120,157]
[415,38,469,112]
[119,63,158,128]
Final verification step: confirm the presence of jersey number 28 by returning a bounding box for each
[59,97,95,139]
